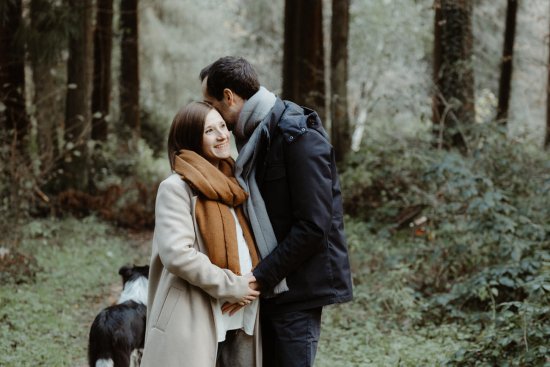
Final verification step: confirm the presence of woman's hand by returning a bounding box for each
[221,273,259,315]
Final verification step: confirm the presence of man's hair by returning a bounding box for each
[200,56,260,101]
[167,101,213,169]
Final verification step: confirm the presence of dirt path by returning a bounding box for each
[75,229,153,367]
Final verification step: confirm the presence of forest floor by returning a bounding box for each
[72,229,153,367]
[0,216,468,367]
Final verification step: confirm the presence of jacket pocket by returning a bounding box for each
[155,286,181,332]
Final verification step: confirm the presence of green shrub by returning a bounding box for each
[340,125,550,365]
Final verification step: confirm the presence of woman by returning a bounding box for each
[141,101,262,367]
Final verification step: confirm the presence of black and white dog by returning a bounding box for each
[88,265,149,367]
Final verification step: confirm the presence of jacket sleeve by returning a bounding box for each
[154,177,249,303]
[253,129,333,289]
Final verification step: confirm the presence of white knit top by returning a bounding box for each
[215,208,259,342]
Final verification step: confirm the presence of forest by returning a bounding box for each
[1,0,549,366]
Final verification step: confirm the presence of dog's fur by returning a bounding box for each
[88,265,149,367]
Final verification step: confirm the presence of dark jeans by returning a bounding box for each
[261,307,323,367]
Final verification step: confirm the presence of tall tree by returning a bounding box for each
[64,0,94,190]
[283,0,325,121]
[91,0,114,141]
[496,0,518,124]
[120,0,140,141]
[0,0,29,151]
[330,0,351,163]
[29,0,67,171]
[546,3,550,150]
[0,0,29,216]
[432,0,475,151]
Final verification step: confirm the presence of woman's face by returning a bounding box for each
[201,109,231,166]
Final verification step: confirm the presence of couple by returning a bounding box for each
[141,57,353,367]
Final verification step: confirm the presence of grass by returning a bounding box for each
[0,217,149,367]
[316,219,469,367]
[0,216,483,366]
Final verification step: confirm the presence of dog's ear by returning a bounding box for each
[135,265,150,279]
[118,265,133,281]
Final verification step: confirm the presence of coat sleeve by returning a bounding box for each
[253,129,333,289]
[154,177,249,303]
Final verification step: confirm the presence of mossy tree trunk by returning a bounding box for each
[63,0,94,191]
[432,0,475,152]
[92,0,114,142]
[545,3,550,150]
[0,0,29,151]
[119,0,140,142]
[330,0,351,163]
[29,0,67,177]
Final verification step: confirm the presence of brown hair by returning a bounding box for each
[167,101,213,169]
[199,56,260,101]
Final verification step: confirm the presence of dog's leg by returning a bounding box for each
[129,348,143,367]
[94,359,114,367]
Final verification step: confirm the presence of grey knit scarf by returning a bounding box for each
[234,87,289,296]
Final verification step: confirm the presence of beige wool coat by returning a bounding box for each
[141,173,262,367]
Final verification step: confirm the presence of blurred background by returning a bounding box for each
[1,0,549,366]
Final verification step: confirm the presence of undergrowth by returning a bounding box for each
[0,217,149,367]
[1,124,549,366]
[337,126,550,366]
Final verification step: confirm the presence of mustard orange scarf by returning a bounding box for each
[173,150,259,275]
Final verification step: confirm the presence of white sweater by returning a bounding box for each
[216,208,259,341]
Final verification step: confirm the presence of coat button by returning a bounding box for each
[301,128,306,132]
[289,136,294,141]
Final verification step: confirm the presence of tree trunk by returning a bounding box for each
[432,0,475,152]
[0,0,29,217]
[496,0,518,124]
[64,0,94,191]
[91,0,114,141]
[432,0,443,129]
[30,0,63,172]
[546,3,550,149]
[0,0,29,150]
[330,0,350,163]
[120,0,140,141]
[283,0,325,122]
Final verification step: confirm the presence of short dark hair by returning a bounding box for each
[167,101,213,169]
[199,56,260,101]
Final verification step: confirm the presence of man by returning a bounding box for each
[200,56,353,367]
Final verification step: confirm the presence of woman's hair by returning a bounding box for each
[167,101,213,169]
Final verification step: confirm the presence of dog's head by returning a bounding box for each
[117,265,150,305]
[118,264,150,286]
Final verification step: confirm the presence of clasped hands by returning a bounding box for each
[221,273,260,316]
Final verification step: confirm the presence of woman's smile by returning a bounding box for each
[202,109,231,166]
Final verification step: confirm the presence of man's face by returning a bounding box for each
[201,77,240,130]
